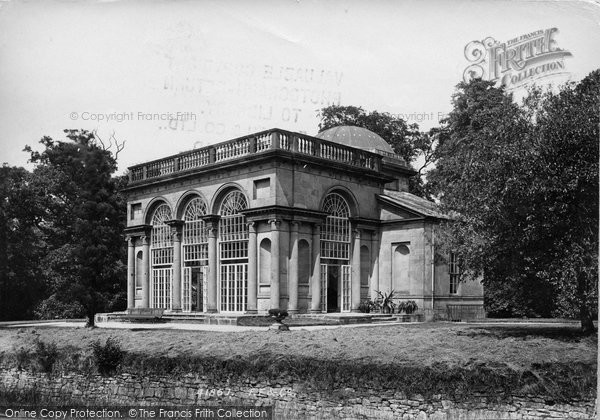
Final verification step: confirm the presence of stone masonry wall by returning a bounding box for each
[0,368,595,419]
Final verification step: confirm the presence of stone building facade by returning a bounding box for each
[123,126,483,318]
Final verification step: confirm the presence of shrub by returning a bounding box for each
[375,290,396,313]
[397,300,418,314]
[34,294,85,319]
[34,339,59,374]
[268,309,288,322]
[404,300,418,314]
[91,337,124,375]
[358,299,375,313]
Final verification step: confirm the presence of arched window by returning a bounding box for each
[151,204,173,266]
[218,190,249,312]
[219,190,249,258]
[181,197,209,313]
[183,197,208,263]
[321,193,350,261]
[150,203,173,309]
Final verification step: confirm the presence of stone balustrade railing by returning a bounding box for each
[128,129,391,184]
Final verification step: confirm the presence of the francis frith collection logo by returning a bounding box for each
[463,28,572,89]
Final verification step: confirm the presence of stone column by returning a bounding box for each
[310,224,321,313]
[206,218,219,313]
[371,233,380,300]
[126,237,136,310]
[169,222,184,312]
[288,221,299,314]
[269,219,281,309]
[351,229,362,312]
[247,222,258,313]
[141,235,150,308]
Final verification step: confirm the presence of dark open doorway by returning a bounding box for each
[191,267,204,312]
[327,265,340,312]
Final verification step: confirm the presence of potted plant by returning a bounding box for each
[358,299,375,313]
[404,300,418,315]
[396,300,419,322]
[268,308,289,331]
[375,290,396,314]
[396,301,406,314]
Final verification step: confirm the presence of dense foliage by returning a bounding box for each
[0,166,47,320]
[428,71,599,332]
[0,130,127,324]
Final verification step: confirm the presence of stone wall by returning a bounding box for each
[0,368,595,419]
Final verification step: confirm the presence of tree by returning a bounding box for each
[317,105,435,197]
[26,130,127,326]
[0,165,46,320]
[524,70,599,332]
[428,73,598,333]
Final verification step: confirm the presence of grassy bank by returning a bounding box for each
[0,323,596,403]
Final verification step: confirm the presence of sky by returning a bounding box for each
[1,0,599,173]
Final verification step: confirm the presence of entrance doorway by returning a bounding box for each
[183,266,208,312]
[327,265,339,312]
[320,264,351,313]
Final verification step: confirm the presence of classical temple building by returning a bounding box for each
[123,126,483,319]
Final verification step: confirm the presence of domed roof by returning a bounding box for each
[315,126,395,155]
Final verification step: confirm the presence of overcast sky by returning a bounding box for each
[1,0,599,172]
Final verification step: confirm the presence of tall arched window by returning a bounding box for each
[321,193,350,260]
[320,192,352,313]
[182,197,208,312]
[218,190,249,312]
[150,203,173,309]
[183,197,208,262]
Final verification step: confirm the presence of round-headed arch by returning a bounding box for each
[320,186,359,218]
[175,191,209,220]
[144,197,173,225]
[211,183,249,215]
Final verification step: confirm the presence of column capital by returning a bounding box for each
[202,214,221,225]
[290,221,300,232]
[204,215,221,238]
[141,235,150,246]
[125,236,136,246]
[269,219,281,230]
[166,219,184,229]
[247,221,257,232]
[167,220,184,240]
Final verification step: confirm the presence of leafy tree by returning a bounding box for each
[26,130,127,326]
[524,71,599,332]
[429,72,598,333]
[0,165,46,320]
[317,105,435,197]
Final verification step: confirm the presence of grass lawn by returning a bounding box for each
[0,322,596,402]
[0,322,595,368]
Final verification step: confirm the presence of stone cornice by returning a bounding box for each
[242,205,328,223]
[124,224,152,237]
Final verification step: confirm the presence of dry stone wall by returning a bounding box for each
[0,368,595,419]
